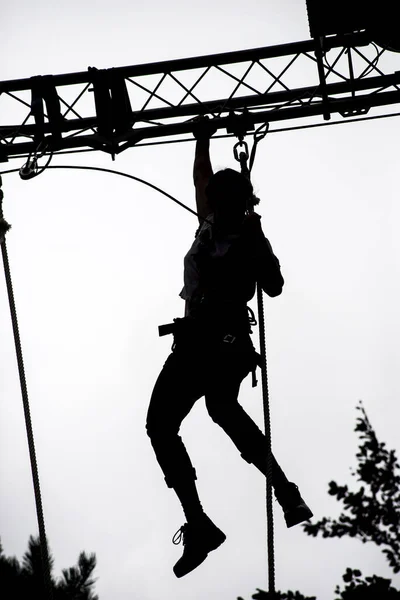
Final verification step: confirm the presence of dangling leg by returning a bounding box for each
[146,350,225,577]
[146,352,204,520]
[205,359,313,527]
[205,379,289,485]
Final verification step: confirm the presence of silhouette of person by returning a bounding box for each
[146,118,313,578]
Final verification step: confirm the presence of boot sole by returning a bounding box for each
[207,529,227,552]
[285,504,313,528]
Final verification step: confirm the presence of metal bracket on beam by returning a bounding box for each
[314,37,331,121]
[30,75,63,146]
[88,67,134,146]
[225,109,256,140]
[88,67,113,140]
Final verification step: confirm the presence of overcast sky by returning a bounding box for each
[1,2,400,599]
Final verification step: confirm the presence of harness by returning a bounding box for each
[158,306,261,387]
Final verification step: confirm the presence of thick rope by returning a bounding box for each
[0,188,53,600]
[256,284,276,594]
[237,145,276,594]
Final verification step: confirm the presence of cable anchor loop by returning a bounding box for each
[19,140,53,181]
[19,157,39,180]
[233,139,251,183]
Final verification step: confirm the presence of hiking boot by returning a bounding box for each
[275,482,313,528]
[172,513,226,578]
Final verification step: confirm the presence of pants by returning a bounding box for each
[146,331,287,491]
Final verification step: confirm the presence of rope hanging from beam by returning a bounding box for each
[0,177,53,600]
[233,130,276,594]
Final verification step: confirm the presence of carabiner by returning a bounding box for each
[19,158,39,180]
[233,140,249,163]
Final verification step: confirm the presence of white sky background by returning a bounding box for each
[1,1,400,599]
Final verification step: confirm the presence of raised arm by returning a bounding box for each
[193,138,213,222]
[192,117,216,223]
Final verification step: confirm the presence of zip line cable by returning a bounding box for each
[0,165,210,223]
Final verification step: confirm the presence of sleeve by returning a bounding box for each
[254,235,284,297]
[193,139,213,222]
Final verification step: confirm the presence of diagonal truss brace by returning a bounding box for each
[1,31,400,160]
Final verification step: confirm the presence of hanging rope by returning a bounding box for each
[234,133,276,595]
[0,177,53,600]
[256,282,276,596]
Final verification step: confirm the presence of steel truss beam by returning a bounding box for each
[1,31,400,161]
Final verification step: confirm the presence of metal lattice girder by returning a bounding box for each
[1,31,400,161]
